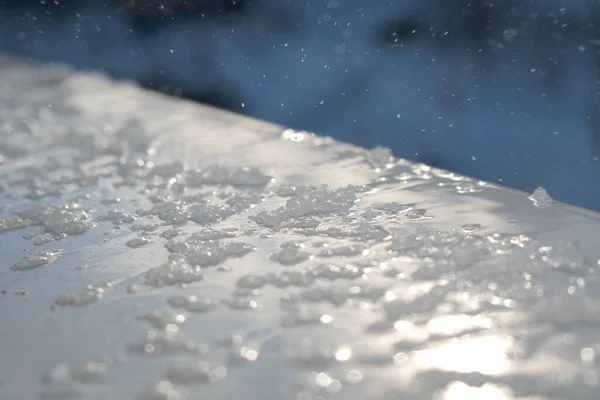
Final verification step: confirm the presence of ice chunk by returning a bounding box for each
[312,263,362,280]
[281,306,332,327]
[16,204,93,235]
[164,239,254,267]
[98,209,137,225]
[236,274,268,289]
[145,256,203,286]
[148,162,184,178]
[138,380,187,400]
[283,338,349,366]
[148,202,188,225]
[528,186,553,208]
[185,228,238,242]
[128,328,206,356]
[318,244,366,257]
[0,216,28,233]
[126,237,151,248]
[186,165,271,187]
[188,203,234,225]
[228,166,272,187]
[165,360,211,383]
[168,295,216,313]
[54,283,112,306]
[252,186,358,228]
[137,309,187,328]
[10,250,58,270]
[270,247,311,266]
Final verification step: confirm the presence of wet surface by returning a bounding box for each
[1,55,600,399]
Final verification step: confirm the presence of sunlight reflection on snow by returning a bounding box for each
[414,335,509,375]
[437,381,514,400]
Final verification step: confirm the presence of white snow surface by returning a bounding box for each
[1,55,600,399]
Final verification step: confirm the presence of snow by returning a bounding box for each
[2,52,600,399]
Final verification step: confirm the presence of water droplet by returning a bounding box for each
[335,347,352,361]
[581,347,596,366]
[127,284,139,293]
[315,372,333,387]
[461,224,481,233]
[344,369,363,384]
[228,346,259,364]
[43,364,70,384]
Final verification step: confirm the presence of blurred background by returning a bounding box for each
[1,0,600,210]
